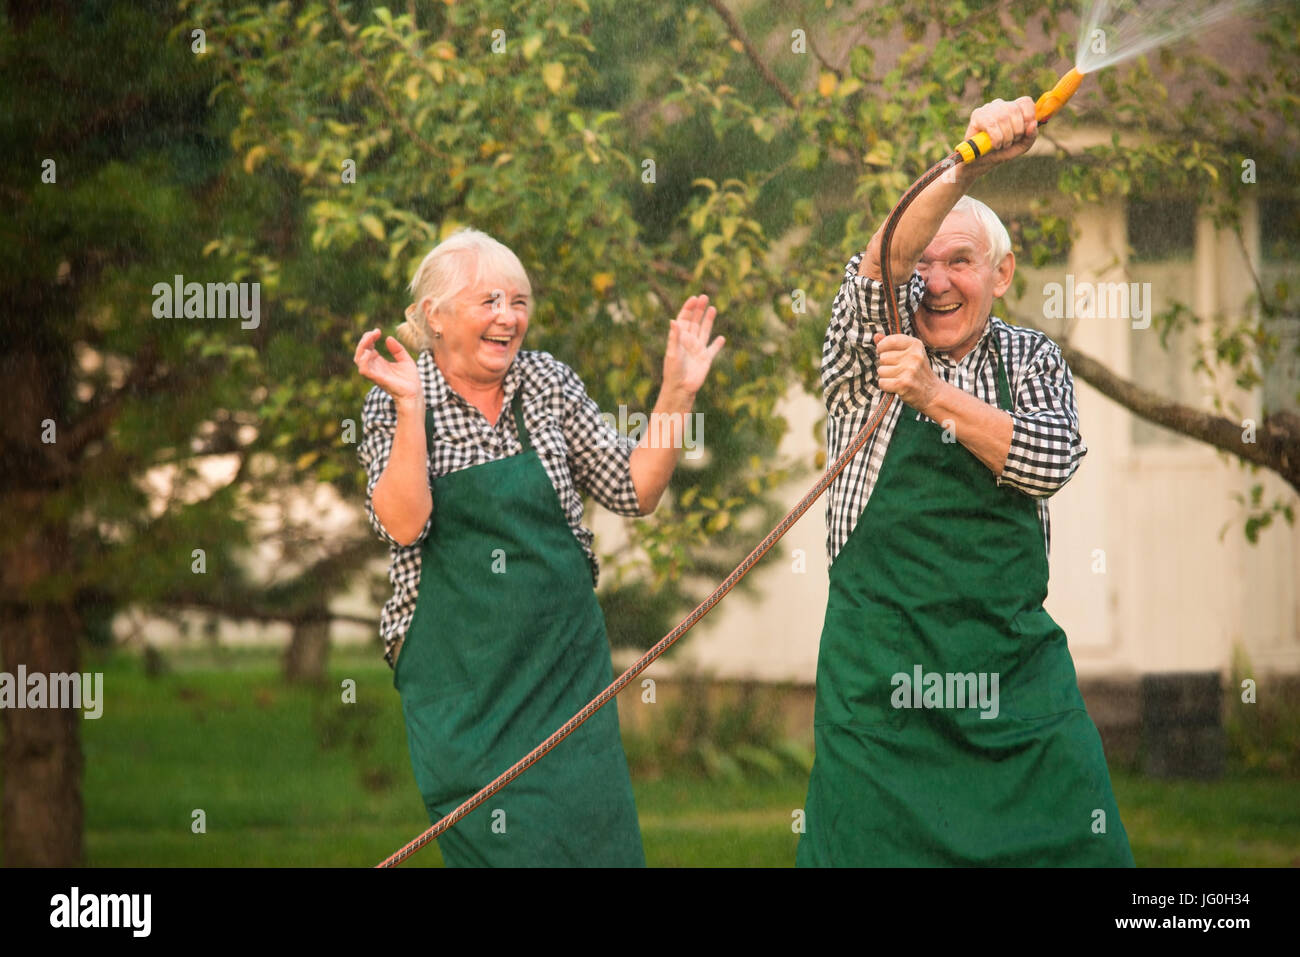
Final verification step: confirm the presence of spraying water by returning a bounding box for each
[1076,0,1268,73]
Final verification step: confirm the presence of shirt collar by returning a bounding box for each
[928,317,996,369]
[419,349,523,411]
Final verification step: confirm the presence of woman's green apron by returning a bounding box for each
[393,393,645,867]
[798,336,1134,866]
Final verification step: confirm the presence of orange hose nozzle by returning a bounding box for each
[955,67,1086,163]
[1035,67,1085,123]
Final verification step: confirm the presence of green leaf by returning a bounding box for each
[863,140,893,167]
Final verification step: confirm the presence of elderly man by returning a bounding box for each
[797,98,1135,866]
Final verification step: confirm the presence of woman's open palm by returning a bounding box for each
[663,295,724,397]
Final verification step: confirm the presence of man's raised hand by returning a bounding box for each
[962,96,1038,171]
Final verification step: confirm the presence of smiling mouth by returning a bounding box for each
[482,334,513,345]
[923,302,962,315]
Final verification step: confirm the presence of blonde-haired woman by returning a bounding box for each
[354,228,724,867]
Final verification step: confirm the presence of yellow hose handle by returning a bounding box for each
[954,68,1085,163]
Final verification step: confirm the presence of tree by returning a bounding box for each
[0,0,248,864]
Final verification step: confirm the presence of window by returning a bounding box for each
[1127,197,1199,447]
[1128,198,1196,263]
[1260,196,1300,416]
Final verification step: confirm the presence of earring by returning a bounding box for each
[433,329,442,339]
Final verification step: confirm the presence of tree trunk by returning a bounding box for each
[284,614,330,685]
[0,492,83,867]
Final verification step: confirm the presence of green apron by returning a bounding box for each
[797,336,1134,866]
[393,393,645,867]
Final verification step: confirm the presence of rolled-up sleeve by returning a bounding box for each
[998,338,1088,497]
[553,362,643,517]
[356,385,433,546]
[823,254,924,415]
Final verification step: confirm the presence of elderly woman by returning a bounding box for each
[354,228,723,867]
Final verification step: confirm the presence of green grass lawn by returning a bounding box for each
[3,649,1297,866]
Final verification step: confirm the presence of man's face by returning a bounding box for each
[914,209,1014,361]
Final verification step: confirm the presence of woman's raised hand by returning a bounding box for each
[662,294,725,399]
[354,329,422,404]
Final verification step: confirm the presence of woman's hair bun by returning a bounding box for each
[393,319,422,354]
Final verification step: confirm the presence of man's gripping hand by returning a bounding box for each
[874,332,942,412]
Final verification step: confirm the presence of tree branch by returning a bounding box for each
[774,0,839,77]
[327,0,442,163]
[1058,339,1300,494]
[58,343,162,464]
[704,0,798,111]
[650,258,719,298]
[155,596,375,629]
[1229,222,1283,318]
[158,538,383,626]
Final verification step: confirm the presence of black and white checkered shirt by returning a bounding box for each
[358,349,642,667]
[823,253,1087,563]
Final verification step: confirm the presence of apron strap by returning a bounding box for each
[991,328,1013,413]
[509,392,532,453]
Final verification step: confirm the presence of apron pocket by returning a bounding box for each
[547,605,622,759]
[452,600,618,764]
[816,604,908,730]
[1004,607,1086,720]
[401,686,485,809]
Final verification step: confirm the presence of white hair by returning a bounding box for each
[951,195,1012,267]
[394,228,532,353]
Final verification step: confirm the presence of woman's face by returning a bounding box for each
[430,277,530,387]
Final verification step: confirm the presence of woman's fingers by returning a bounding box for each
[355,329,424,403]
[355,329,414,369]
[698,306,716,346]
[385,334,410,360]
[693,295,711,330]
[673,295,715,349]
[676,293,711,327]
[354,328,381,364]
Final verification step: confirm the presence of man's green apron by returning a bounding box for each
[393,394,645,867]
[798,335,1134,866]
